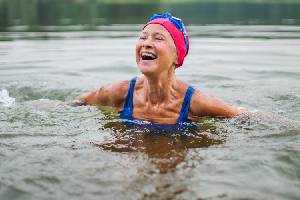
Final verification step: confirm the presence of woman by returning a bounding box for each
[75,13,241,126]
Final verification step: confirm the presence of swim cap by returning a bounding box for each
[144,12,189,68]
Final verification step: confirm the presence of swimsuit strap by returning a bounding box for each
[120,77,137,120]
[178,86,195,124]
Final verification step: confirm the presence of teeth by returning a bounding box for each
[141,52,156,58]
[141,52,157,61]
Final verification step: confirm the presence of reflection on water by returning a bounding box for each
[2,25,300,42]
[95,118,224,173]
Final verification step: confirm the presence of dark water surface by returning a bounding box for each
[1,25,300,200]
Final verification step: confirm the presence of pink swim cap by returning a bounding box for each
[143,13,189,68]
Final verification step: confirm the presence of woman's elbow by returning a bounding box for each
[72,92,95,106]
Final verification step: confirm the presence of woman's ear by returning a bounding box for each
[174,54,178,66]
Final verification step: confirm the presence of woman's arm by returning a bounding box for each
[73,80,130,108]
[189,90,299,128]
[190,90,242,118]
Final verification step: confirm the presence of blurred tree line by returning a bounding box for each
[1,0,300,31]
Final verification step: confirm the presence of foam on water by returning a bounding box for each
[0,89,15,107]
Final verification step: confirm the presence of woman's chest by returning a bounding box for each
[132,100,183,124]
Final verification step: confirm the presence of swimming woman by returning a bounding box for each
[75,13,241,125]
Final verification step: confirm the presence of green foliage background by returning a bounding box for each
[1,0,300,31]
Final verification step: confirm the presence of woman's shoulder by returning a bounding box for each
[175,78,191,94]
[87,79,132,108]
[106,79,131,93]
[103,79,131,106]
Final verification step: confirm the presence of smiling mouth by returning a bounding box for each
[141,52,157,61]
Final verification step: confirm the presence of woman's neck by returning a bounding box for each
[143,71,176,105]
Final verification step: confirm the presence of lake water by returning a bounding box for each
[0,25,300,200]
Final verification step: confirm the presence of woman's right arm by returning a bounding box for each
[73,80,130,108]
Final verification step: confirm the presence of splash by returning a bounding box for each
[0,89,15,107]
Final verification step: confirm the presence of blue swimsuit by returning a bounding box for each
[120,77,196,133]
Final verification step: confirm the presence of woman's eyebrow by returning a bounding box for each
[141,30,164,35]
[153,32,166,37]
[140,31,166,38]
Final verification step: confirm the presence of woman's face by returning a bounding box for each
[136,24,177,76]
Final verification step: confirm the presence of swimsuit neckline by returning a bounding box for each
[120,77,195,126]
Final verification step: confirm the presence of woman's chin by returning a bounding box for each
[138,62,158,76]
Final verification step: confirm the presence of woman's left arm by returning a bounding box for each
[190,90,242,118]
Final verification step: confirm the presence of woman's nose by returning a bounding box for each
[142,37,153,48]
